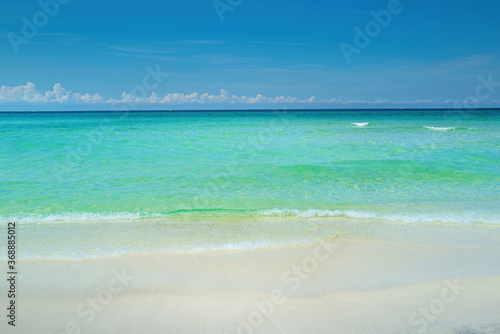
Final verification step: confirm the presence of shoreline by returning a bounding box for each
[6,216,500,260]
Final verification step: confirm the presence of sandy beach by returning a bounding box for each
[3,238,500,334]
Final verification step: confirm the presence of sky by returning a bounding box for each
[1,0,500,111]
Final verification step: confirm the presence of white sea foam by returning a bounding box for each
[257,208,500,225]
[1,208,498,225]
[0,211,162,223]
[352,122,369,127]
[19,239,317,260]
[179,239,316,254]
[424,126,455,131]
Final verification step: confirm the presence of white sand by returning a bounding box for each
[2,240,500,334]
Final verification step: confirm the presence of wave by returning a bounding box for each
[176,238,317,254]
[256,208,499,225]
[19,239,318,260]
[0,211,164,223]
[347,124,474,131]
[424,126,455,131]
[1,208,498,225]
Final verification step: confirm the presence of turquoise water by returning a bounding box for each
[1,110,499,257]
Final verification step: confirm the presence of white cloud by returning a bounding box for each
[0,82,104,104]
[79,88,310,105]
[3,82,494,107]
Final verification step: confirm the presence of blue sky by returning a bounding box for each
[1,0,500,110]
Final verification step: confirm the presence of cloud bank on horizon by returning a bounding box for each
[0,82,471,108]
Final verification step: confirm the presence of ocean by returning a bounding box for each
[1,109,499,259]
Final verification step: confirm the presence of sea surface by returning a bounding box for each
[1,109,499,258]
